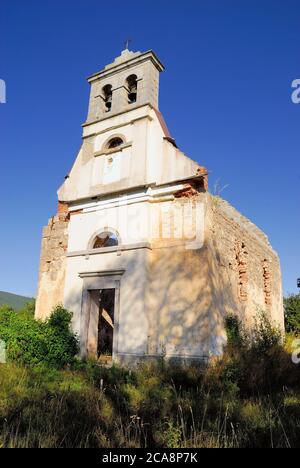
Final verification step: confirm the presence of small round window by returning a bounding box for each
[107,137,124,149]
[93,232,119,249]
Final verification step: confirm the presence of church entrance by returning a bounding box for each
[85,288,116,361]
[80,269,123,360]
[97,289,115,359]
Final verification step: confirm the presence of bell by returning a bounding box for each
[128,91,137,103]
[105,95,112,111]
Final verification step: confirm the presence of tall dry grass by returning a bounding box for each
[0,310,299,448]
[0,351,299,448]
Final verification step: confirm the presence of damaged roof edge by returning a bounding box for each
[58,173,209,206]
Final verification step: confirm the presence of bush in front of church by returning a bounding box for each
[0,304,79,368]
[284,293,300,335]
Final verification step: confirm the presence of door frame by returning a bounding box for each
[79,270,124,359]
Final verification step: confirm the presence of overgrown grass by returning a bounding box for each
[0,307,300,448]
[0,355,300,447]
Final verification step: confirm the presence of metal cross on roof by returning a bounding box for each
[124,38,132,50]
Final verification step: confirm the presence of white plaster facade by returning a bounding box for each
[36,48,284,364]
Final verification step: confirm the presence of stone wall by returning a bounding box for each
[35,203,69,320]
[207,195,283,329]
[144,191,284,359]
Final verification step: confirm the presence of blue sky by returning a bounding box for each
[0,0,299,297]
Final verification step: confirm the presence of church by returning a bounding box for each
[35,47,284,364]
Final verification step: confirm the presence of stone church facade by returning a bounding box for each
[35,48,284,363]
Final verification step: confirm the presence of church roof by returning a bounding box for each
[87,49,164,82]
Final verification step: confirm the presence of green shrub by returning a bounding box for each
[284,293,300,334]
[23,300,35,316]
[162,420,182,448]
[47,306,73,331]
[225,311,282,355]
[225,314,245,348]
[220,311,293,395]
[0,305,78,368]
[251,311,282,354]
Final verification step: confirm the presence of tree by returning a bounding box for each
[284,293,300,334]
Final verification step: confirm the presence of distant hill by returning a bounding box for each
[0,291,34,310]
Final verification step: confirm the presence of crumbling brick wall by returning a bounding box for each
[35,202,69,320]
[143,190,284,361]
[235,241,248,302]
[262,259,272,308]
[207,195,283,329]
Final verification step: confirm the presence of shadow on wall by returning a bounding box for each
[144,240,240,359]
[63,240,241,361]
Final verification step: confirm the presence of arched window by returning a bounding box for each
[106,137,124,149]
[102,84,112,112]
[92,231,119,249]
[126,74,137,104]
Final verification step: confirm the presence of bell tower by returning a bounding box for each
[85,48,164,123]
[57,46,203,204]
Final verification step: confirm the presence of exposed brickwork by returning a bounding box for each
[40,212,69,275]
[208,195,283,329]
[174,183,199,198]
[262,259,272,307]
[69,208,84,217]
[174,172,208,199]
[35,205,69,319]
[235,241,248,302]
[57,201,69,215]
[196,167,209,191]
